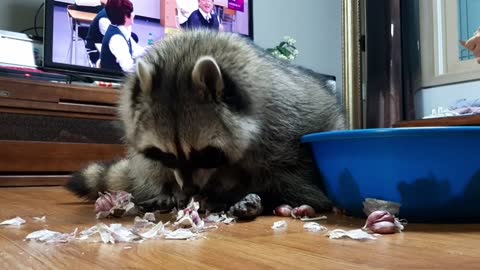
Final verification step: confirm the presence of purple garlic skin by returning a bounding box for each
[94,191,132,213]
[364,210,395,227]
[273,204,293,217]
[363,210,404,234]
[190,210,202,226]
[95,195,114,213]
[291,205,316,218]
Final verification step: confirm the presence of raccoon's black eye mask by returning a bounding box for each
[142,147,178,168]
[189,146,229,169]
[142,146,229,169]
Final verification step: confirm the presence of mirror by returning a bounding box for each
[341,0,362,129]
[458,0,480,62]
[402,0,480,120]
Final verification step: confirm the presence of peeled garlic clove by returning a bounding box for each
[291,205,316,218]
[273,204,293,217]
[368,221,397,234]
[299,205,316,217]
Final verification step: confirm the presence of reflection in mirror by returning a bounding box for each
[402,0,480,120]
[458,0,480,61]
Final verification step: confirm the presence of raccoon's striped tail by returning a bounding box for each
[65,159,131,201]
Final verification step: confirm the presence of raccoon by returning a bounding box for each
[66,30,346,219]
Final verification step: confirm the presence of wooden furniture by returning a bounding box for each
[67,8,97,24]
[0,77,125,187]
[394,115,480,127]
[0,186,478,269]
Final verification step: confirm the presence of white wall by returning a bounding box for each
[0,0,343,90]
[0,0,44,33]
[253,0,343,92]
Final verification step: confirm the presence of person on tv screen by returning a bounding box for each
[85,0,139,65]
[100,0,145,73]
[183,0,220,30]
[176,0,198,28]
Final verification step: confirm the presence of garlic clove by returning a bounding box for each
[291,205,316,219]
[368,221,397,234]
[95,193,115,212]
[273,204,293,217]
[363,210,395,228]
[363,210,406,234]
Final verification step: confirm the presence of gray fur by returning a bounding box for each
[66,30,346,216]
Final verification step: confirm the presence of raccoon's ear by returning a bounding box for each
[192,56,224,100]
[136,59,153,93]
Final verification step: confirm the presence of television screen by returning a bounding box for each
[43,0,253,79]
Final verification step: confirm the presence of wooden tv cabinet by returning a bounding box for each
[0,77,126,187]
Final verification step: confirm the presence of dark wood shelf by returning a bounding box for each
[0,77,125,187]
[0,77,120,119]
[394,115,480,127]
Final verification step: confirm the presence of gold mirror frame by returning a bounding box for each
[342,0,363,129]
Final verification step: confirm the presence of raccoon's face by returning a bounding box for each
[120,34,261,195]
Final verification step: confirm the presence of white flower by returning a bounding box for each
[287,38,296,45]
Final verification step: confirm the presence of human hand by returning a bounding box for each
[180,8,188,17]
[461,31,480,63]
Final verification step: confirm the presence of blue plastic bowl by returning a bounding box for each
[301,127,480,222]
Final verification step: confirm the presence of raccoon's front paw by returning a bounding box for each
[137,194,175,213]
[172,189,191,209]
[229,193,263,220]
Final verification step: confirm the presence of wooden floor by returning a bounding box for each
[0,187,479,270]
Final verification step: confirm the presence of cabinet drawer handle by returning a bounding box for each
[0,90,10,98]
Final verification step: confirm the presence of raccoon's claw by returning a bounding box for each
[137,195,175,213]
[229,193,263,220]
